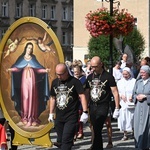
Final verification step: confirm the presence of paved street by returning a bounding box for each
[8,120,136,150]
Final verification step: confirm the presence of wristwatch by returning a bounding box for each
[83,111,88,113]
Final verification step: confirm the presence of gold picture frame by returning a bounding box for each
[0,17,64,147]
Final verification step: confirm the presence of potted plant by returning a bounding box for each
[85,7,135,37]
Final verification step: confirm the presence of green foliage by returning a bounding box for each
[88,35,119,68]
[88,28,145,67]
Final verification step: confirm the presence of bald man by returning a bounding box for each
[48,63,88,150]
[85,56,120,150]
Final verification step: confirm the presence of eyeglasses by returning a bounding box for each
[91,66,98,69]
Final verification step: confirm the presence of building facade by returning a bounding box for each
[0,0,73,61]
[73,0,150,64]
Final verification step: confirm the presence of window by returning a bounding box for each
[16,2,22,18]
[29,3,36,17]
[70,6,73,21]
[62,31,68,45]
[62,6,68,20]
[50,5,56,20]
[42,5,47,19]
[2,2,8,17]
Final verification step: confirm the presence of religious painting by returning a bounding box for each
[0,17,64,140]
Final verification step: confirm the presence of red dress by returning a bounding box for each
[0,124,7,149]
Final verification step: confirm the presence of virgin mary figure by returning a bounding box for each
[8,42,50,126]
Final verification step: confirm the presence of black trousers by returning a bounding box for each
[0,118,5,125]
[55,118,77,150]
[9,125,18,150]
[89,103,109,150]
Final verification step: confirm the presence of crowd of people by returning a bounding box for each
[1,54,150,150]
[112,54,150,150]
[48,54,150,150]
[48,56,119,150]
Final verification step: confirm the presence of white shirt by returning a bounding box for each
[120,60,127,69]
[113,67,122,83]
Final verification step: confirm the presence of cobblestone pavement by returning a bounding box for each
[8,120,136,150]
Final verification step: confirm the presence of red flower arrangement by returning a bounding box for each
[85,7,135,37]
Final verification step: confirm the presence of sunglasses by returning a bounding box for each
[91,66,98,69]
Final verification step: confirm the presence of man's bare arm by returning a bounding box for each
[79,94,88,112]
[111,86,120,109]
[50,96,56,114]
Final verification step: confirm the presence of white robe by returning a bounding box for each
[117,77,136,131]
[113,67,122,83]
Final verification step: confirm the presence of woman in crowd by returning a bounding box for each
[117,67,136,140]
[132,65,150,150]
[113,61,122,83]
[73,62,86,140]
[136,57,150,80]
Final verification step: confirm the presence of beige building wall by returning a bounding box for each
[73,0,150,64]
